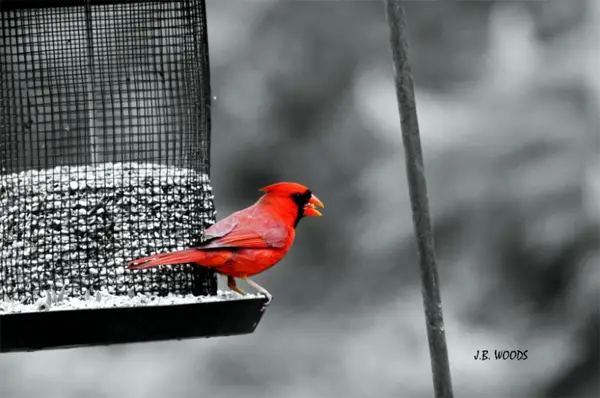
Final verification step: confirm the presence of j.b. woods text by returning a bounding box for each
[474,350,528,361]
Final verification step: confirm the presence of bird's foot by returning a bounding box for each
[227,276,246,296]
[230,286,246,296]
[244,277,272,305]
[259,290,273,305]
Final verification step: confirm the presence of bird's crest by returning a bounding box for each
[259,182,310,196]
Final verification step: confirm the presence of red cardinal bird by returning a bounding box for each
[127,182,323,299]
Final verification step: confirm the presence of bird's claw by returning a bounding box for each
[259,290,272,305]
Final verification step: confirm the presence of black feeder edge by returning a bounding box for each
[0,0,270,353]
[0,298,270,353]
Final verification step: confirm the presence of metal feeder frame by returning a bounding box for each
[0,0,269,354]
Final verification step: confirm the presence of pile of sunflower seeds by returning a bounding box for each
[0,162,216,304]
[0,289,257,315]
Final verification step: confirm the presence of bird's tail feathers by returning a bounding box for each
[127,248,204,270]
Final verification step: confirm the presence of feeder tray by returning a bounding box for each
[0,0,270,353]
[0,294,269,353]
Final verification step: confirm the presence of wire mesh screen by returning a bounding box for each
[0,0,216,304]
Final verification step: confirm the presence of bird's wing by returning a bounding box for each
[200,208,289,250]
[203,215,239,241]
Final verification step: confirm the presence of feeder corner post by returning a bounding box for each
[383,1,454,397]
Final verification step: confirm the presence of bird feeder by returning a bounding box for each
[0,0,269,353]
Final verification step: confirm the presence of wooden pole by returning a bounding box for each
[383,1,454,397]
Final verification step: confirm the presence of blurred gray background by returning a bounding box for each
[1,0,599,397]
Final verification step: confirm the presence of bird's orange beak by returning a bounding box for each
[303,194,324,217]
